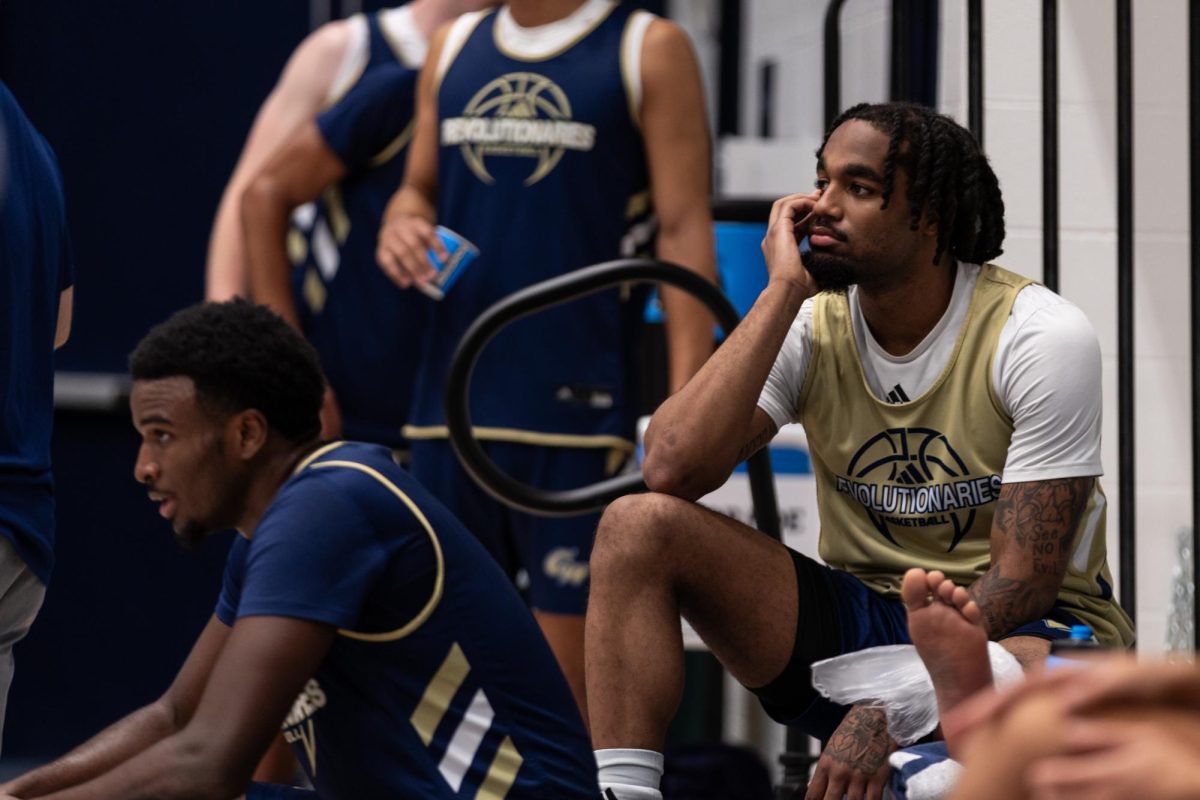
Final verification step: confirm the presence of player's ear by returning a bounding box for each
[920,208,939,238]
[231,409,269,460]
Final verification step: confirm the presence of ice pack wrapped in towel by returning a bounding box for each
[811,643,1023,745]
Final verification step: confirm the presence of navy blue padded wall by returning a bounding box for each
[0,0,304,759]
[0,0,307,372]
[4,411,235,758]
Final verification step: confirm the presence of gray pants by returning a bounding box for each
[0,536,45,755]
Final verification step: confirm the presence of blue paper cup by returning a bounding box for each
[417,226,479,300]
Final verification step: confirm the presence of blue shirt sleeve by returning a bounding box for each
[214,535,251,626]
[233,470,400,629]
[41,147,74,292]
[316,63,418,172]
[58,230,74,292]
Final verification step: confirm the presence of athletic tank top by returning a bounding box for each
[405,2,654,452]
[798,264,1134,647]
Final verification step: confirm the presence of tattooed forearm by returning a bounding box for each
[735,420,778,463]
[968,476,1094,637]
[823,706,893,772]
[968,569,1046,638]
[995,476,1093,561]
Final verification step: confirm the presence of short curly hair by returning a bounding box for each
[129,300,324,443]
[818,102,1006,265]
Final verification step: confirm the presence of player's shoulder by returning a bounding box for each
[293,441,406,487]
[274,14,366,106]
[265,442,430,532]
[430,7,494,79]
[1010,279,1096,339]
[639,12,698,62]
[295,15,363,69]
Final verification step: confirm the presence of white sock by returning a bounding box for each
[596,748,663,800]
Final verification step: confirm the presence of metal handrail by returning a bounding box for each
[443,258,781,539]
[823,0,848,129]
[1116,0,1136,621]
[890,0,912,102]
[1042,0,1059,292]
[968,0,984,145]
[1191,0,1200,650]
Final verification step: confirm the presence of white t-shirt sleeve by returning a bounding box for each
[757,299,815,429]
[994,293,1104,482]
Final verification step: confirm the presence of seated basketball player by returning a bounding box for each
[586,102,1134,800]
[904,567,1200,800]
[0,301,596,800]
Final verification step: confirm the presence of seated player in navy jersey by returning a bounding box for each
[216,3,494,780]
[0,301,597,800]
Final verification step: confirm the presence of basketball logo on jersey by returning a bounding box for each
[441,72,597,186]
[283,679,328,775]
[835,427,1002,550]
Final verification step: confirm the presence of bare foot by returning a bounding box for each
[902,568,992,756]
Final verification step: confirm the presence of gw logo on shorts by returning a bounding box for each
[442,72,597,186]
[543,547,589,587]
[836,427,1001,551]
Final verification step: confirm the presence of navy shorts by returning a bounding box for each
[750,548,1084,742]
[409,438,616,615]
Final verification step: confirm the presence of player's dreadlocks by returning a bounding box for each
[817,102,1005,266]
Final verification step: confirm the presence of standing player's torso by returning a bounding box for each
[288,10,429,448]
[434,0,650,288]
[0,81,72,583]
[405,1,654,441]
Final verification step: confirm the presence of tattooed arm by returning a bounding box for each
[806,705,894,800]
[796,480,1093,797]
[968,477,1094,641]
[643,193,820,501]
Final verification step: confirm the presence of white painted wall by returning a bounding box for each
[665,0,722,137]
[719,0,891,195]
[705,0,1191,652]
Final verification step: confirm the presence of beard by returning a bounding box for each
[173,519,209,550]
[801,249,857,293]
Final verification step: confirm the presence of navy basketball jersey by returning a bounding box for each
[289,48,429,450]
[324,7,427,104]
[0,81,74,584]
[216,442,598,799]
[406,2,654,449]
[364,8,409,70]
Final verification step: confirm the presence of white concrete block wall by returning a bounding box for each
[708,0,1193,650]
[665,0,721,136]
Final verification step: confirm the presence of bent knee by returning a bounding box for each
[593,493,693,570]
